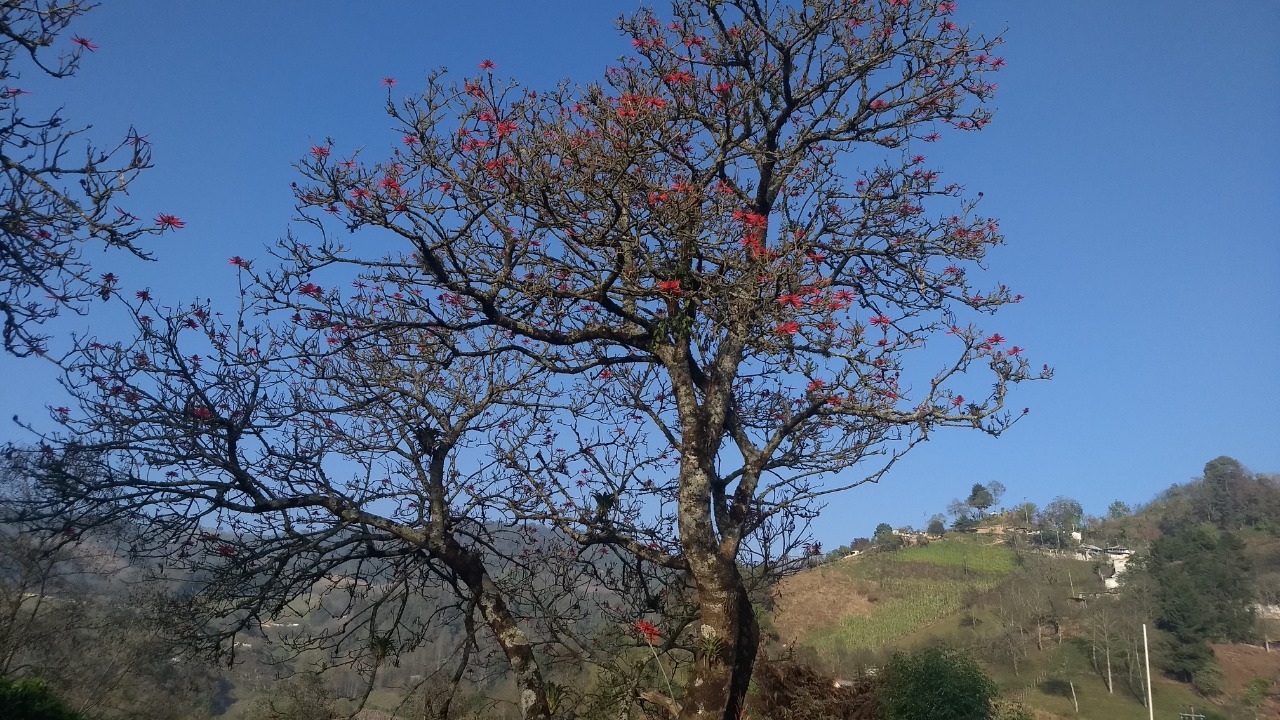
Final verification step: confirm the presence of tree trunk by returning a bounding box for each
[1105,645,1113,694]
[440,539,552,720]
[677,553,759,719]
[676,457,759,720]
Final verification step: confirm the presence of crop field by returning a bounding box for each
[879,538,1020,574]
[798,540,1022,657]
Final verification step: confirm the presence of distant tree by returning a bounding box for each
[1201,456,1247,530]
[947,498,973,521]
[873,522,903,552]
[254,673,339,720]
[927,514,947,536]
[1148,524,1255,681]
[966,483,995,518]
[1012,500,1036,526]
[0,0,176,356]
[1107,500,1131,520]
[987,480,1006,508]
[951,516,979,533]
[1039,496,1083,532]
[880,646,998,720]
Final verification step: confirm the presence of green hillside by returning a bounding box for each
[769,527,1280,719]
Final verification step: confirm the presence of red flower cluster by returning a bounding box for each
[633,620,661,643]
[155,214,185,231]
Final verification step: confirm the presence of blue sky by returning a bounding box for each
[2,1,1277,544]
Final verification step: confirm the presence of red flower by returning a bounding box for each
[310,145,330,158]
[192,407,213,420]
[777,293,802,309]
[381,77,397,87]
[136,290,151,301]
[155,214,185,231]
[952,395,964,407]
[228,256,249,268]
[869,315,892,327]
[774,321,801,335]
[478,59,496,70]
[1006,346,1023,356]
[633,620,661,643]
[986,333,1005,346]
[297,283,323,298]
[71,36,98,51]
[657,279,682,294]
[869,99,890,112]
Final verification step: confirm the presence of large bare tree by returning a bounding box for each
[33,1,1047,718]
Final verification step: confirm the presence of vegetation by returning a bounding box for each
[0,677,86,720]
[880,646,998,720]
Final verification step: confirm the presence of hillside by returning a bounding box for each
[768,531,1280,719]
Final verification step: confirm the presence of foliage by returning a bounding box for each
[966,483,994,517]
[1107,500,1131,520]
[1148,523,1255,680]
[0,676,86,720]
[1038,496,1083,532]
[927,514,946,536]
[873,523,904,552]
[0,0,175,356]
[879,646,997,720]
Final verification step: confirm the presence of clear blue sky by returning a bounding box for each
[2,1,1277,545]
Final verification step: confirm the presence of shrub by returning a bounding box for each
[0,677,87,720]
[880,646,997,720]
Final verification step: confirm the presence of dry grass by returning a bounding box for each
[771,567,876,644]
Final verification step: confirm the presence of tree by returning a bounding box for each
[1148,523,1255,681]
[873,522,903,552]
[0,0,177,356]
[38,1,1046,718]
[986,480,1006,508]
[1039,496,1083,541]
[927,514,946,536]
[1201,456,1248,530]
[1107,500,1131,520]
[965,483,994,518]
[880,646,998,720]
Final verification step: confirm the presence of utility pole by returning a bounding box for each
[1143,623,1154,720]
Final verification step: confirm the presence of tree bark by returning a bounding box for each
[440,539,552,720]
[675,465,759,719]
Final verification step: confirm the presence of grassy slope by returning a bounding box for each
[770,535,1255,719]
